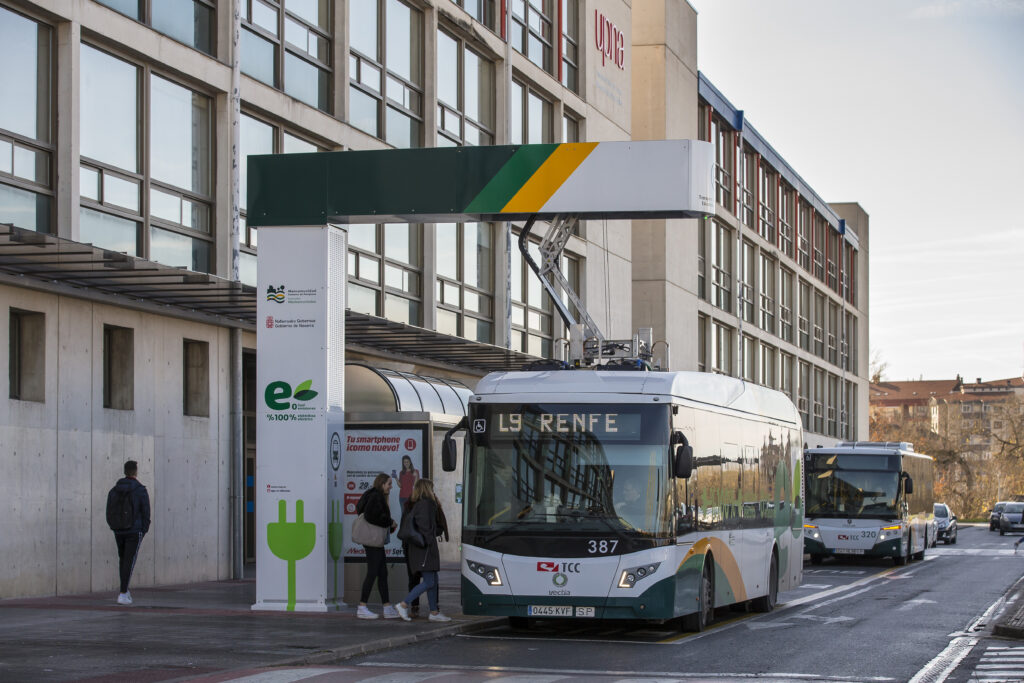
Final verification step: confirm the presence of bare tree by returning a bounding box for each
[869,349,888,384]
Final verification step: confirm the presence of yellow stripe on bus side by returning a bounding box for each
[501,142,598,213]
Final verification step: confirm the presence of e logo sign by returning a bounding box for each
[265,379,319,410]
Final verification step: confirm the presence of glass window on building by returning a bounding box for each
[827,229,840,293]
[741,334,756,382]
[349,0,423,147]
[779,267,793,343]
[560,0,579,92]
[241,0,331,112]
[759,252,775,333]
[758,164,776,245]
[712,116,733,211]
[0,6,53,233]
[779,183,794,258]
[237,113,322,286]
[813,291,825,359]
[797,200,811,272]
[510,0,553,73]
[812,213,826,281]
[813,367,825,434]
[827,373,839,437]
[739,147,756,228]
[780,351,794,400]
[827,301,839,366]
[436,29,495,147]
[436,222,494,343]
[760,343,776,389]
[697,314,707,372]
[797,361,810,430]
[347,222,423,325]
[711,321,733,376]
[510,79,553,145]
[563,111,580,143]
[797,279,811,351]
[96,0,214,55]
[739,240,755,324]
[80,45,213,271]
[510,227,577,358]
[449,0,498,32]
[710,221,732,313]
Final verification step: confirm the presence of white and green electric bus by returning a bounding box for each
[803,441,936,565]
[443,369,804,631]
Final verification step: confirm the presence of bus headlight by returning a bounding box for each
[618,562,661,589]
[466,560,503,586]
[879,524,901,542]
[804,524,820,539]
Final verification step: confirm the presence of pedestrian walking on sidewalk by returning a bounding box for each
[105,460,151,606]
[400,488,450,617]
[394,479,451,622]
[355,473,399,620]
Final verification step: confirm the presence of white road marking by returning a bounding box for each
[220,669,354,683]
[907,636,978,683]
[357,661,896,680]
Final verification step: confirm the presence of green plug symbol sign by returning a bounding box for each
[328,500,343,598]
[267,499,316,611]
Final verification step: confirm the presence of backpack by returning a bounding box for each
[106,486,135,531]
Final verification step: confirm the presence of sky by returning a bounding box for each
[688,0,1024,382]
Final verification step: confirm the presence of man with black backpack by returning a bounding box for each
[106,460,151,605]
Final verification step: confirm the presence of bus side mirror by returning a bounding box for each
[442,416,468,472]
[442,438,458,472]
[673,433,693,479]
[903,475,914,496]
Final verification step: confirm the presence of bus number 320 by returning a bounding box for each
[587,540,619,554]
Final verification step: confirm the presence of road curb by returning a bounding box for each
[271,616,507,667]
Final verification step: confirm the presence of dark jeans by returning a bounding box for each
[403,542,421,608]
[403,570,439,612]
[115,532,144,593]
[360,546,390,603]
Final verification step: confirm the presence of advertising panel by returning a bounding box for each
[343,427,426,560]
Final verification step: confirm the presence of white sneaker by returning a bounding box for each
[117,592,132,605]
[428,611,452,622]
[356,605,379,619]
[394,602,411,621]
[382,605,400,619]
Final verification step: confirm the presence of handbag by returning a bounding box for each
[351,513,387,547]
[397,512,426,548]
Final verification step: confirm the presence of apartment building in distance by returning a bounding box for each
[1,0,869,598]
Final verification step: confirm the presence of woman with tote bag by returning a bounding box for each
[394,479,451,622]
[354,473,398,619]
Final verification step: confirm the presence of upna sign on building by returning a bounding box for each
[595,9,625,70]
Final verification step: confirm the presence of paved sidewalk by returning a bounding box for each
[993,573,1024,639]
[0,561,501,682]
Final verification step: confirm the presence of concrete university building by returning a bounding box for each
[0,0,870,598]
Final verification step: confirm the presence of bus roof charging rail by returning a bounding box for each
[518,214,653,367]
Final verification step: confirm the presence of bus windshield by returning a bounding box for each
[464,403,672,537]
[805,452,900,518]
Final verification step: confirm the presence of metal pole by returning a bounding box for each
[229,0,244,580]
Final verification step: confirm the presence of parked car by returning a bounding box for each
[999,502,1024,536]
[934,503,957,544]
[990,501,1010,531]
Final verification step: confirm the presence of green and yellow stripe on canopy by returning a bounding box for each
[247,140,715,226]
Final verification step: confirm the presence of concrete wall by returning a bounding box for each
[1,284,233,598]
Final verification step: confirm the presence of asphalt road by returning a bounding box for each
[321,523,1024,682]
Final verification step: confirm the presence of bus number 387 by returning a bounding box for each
[587,539,619,554]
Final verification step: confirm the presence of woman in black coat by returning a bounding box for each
[395,479,450,622]
[356,473,398,619]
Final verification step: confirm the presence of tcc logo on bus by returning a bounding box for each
[537,561,581,573]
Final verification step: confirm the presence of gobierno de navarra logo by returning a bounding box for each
[266,285,285,303]
[264,379,319,419]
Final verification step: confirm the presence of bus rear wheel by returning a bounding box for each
[682,558,714,632]
[894,534,910,565]
[751,552,778,613]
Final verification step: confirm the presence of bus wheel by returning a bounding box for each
[682,559,714,632]
[894,535,909,566]
[508,616,530,629]
[914,533,926,561]
[751,552,778,613]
